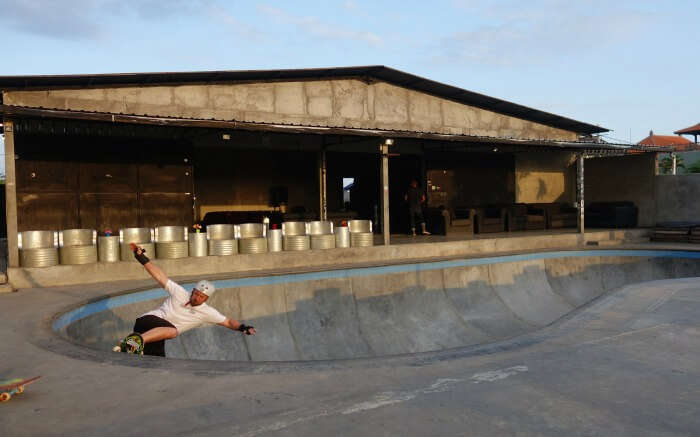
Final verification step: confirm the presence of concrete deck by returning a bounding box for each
[1,242,699,436]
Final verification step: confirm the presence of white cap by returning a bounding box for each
[195,280,216,297]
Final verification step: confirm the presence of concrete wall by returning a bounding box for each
[655,173,700,223]
[586,154,656,227]
[515,152,576,203]
[4,79,578,141]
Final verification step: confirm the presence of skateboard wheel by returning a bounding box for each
[0,392,10,402]
[16,386,24,395]
[112,346,122,352]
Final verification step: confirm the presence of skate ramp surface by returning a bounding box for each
[56,249,700,361]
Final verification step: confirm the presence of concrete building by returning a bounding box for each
[0,66,654,275]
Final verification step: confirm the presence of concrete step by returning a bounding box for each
[0,283,15,293]
[596,238,650,247]
[0,272,7,284]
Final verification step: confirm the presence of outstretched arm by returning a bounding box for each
[130,243,169,289]
[218,318,257,335]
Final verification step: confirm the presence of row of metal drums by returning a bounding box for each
[18,220,375,268]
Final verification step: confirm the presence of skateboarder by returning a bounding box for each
[117,243,256,356]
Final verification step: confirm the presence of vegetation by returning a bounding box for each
[658,155,685,174]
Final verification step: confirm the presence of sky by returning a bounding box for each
[1,0,699,169]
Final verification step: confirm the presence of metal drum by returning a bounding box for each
[155,226,187,243]
[20,247,59,268]
[335,226,350,248]
[308,221,333,236]
[208,239,238,256]
[283,235,310,251]
[237,223,266,239]
[60,245,98,265]
[188,233,208,257]
[120,227,154,245]
[267,229,283,252]
[98,236,120,262]
[156,241,189,259]
[207,224,235,241]
[239,237,268,254]
[18,230,56,250]
[59,229,96,247]
[311,234,335,250]
[120,242,155,261]
[350,232,374,247]
[282,221,307,236]
[348,220,372,234]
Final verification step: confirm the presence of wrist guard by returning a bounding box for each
[133,248,150,265]
[237,323,254,335]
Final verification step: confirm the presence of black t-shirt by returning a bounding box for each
[406,186,423,211]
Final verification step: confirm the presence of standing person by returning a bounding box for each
[114,243,256,356]
[404,178,431,236]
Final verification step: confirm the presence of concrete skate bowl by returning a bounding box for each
[54,250,700,362]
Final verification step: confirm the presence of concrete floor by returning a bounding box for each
[2,245,699,436]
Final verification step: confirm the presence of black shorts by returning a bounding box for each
[133,315,176,357]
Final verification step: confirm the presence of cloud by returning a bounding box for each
[258,4,382,47]
[0,0,207,41]
[436,0,652,67]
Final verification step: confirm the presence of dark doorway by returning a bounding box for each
[389,154,423,234]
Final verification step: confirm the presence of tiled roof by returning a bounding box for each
[638,134,691,151]
[675,123,700,135]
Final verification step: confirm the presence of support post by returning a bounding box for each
[318,147,327,221]
[576,153,585,235]
[671,153,677,175]
[4,119,19,267]
[380,140,391,246]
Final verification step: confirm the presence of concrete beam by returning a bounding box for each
[4,119,19,267]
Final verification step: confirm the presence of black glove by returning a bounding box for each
[132,244,150,265]
[237,323,254,335]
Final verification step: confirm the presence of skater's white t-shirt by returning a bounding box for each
[141,280,226,334]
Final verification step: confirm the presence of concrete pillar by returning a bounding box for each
[380,140,391,246]
[318,147,327,221]
[671,153,677,175]
[4,119,19,267]
[576,153,585,235]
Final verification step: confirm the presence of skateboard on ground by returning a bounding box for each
[0,376,42,402]
[113,332,144,355]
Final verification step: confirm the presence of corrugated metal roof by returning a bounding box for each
[0,65,607,135]
[0,104,626,153]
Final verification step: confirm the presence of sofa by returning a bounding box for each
[475,206,506,234]
[506,204,547,231]
[438,206,476,236]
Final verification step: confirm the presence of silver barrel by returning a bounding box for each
[207,224,235,241]
[348,220,372,233]
[21,247,59,268]
[208,239,238,256]
[98,236,120,262]
[120,227,154,244]
[282,221,307,236]
[59,229,96,247]
[239,237,268,254]
[156,241,189,259]
[120,242,155,261]
[335,226,350,248]
[238,223,265,238]
[188,233,208,257]
[155,226,187,243]
[283,235,310,251]
[19,230,56,250]
[350,232,374,247]
[267,229,283,252]
[60,245,98,265]
[311,234,335,250]
[308,221,333,235]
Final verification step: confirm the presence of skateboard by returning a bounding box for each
[0,376,42,402]
[113,332,144,355]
